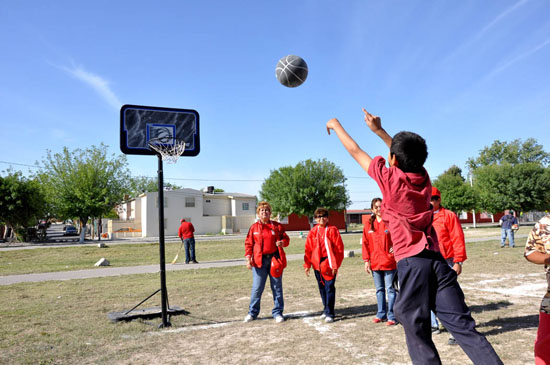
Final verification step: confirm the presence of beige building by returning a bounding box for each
[114,187,257,237]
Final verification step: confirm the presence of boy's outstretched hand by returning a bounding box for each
[326,118,341,135]
[362,108,382,132]
[363,108,392,148]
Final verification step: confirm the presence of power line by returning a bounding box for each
[0,161,41,169]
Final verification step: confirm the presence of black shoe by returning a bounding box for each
[448,337,458,345]
[192,260,199,264]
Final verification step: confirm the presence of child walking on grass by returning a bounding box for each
[326,109,502,364]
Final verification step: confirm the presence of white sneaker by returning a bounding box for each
[324,316,334,323]
[320,313,327,319]
[244,314,255,322]
[274,315,285,323]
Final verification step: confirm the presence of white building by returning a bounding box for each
[114,187,257,237]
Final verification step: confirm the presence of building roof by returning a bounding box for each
[346,209,373,214]
[203,192,256,199]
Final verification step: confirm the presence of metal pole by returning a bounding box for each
[469,174,477,228]
[157,155,170,327]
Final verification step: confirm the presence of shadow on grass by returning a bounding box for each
[478,314,539,335]
[469,300,513,313]
[337,304,378,321]
[467,300,538,335]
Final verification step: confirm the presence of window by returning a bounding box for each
[185,197,195,207]
[242,202,249,211]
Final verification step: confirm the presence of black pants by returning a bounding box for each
[394,249,502,365]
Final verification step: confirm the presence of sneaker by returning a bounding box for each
[274,315,285,323]
[372,317,383,324]
[244,314,255,323]
[431,327,441,335]
[386,320,397,326]
[324,316,334,323]
[320,313,327,319]
[448,337,458,345]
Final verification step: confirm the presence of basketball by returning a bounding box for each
[275,55,308,88]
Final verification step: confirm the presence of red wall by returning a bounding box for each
[282,210,346,231]
[458,211,505,224]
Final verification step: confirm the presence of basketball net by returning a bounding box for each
[148,138,186,164]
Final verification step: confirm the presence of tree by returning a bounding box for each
[129,176,182,197]
[432,165,476,214]
[0,170,46,241]
[467,138,550,170]
[260,159,349,218]
[473,163,550,214]
[467,138,550,214]
[37,144,131,243]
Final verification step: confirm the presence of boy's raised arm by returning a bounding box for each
[326,118,373,173]
[362,108,392,148]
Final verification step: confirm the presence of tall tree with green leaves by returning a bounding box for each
[128,176,182,197]
[473,163,550,214]
[467,138,550,214]
[37,144,131,243]
[467,138,550,169]
[260,159,349,218]
[0,170,46,241]
[432,165,476,214]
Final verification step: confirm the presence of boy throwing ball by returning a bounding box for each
[326,109,502,364]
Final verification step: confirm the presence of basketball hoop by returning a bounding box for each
[147,138,187,164]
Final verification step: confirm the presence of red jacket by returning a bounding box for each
[304,224,344,273]
[178,221,195,239]
[362,218,397,271]
[432,207,467,263]
[245,221,289,268]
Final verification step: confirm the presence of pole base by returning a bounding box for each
[108,306,189,323]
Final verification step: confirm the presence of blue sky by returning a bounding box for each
[1,0,549,210]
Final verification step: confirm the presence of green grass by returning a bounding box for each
[0,234,364,275]
[0,225,532,276]
[0,233,543,364]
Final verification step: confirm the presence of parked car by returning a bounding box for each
[64,226,78,236]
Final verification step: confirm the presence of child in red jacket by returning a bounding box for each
[304,207,344,323]
[362,198,397,325]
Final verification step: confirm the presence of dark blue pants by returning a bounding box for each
[394,249,502,365]
[314,270,336,318]
[183,237,196,263]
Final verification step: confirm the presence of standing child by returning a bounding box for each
[362,197,397,326]
[304,208,344,323]
[326,109,502,364]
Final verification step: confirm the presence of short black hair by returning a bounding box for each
[390,131,428,173]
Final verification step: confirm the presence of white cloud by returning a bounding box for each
[484,38,550,80]
[59,63,122,109]
[443,0,530,64]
